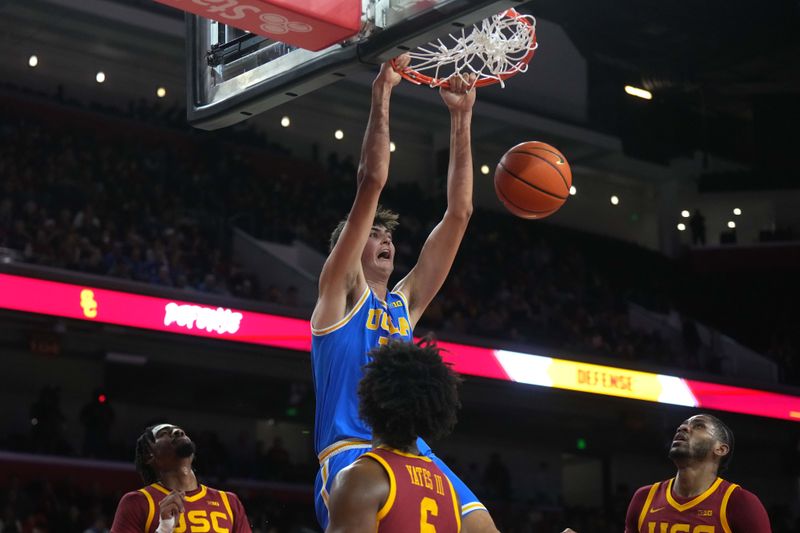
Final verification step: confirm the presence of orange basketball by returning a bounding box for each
[494,141,572,219]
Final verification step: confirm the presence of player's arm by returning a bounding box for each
[312,56,409,330]
[395,74,476,327]
[111,492,148,533]
[623,486,651,533]
[326,458,389,533]
[726,487,772,533]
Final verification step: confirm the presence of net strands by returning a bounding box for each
[396,9,537,89]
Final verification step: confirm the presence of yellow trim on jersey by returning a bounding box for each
[151,483,170,496]
[362,452,397,522]
[311,287,370,335]
[138,488,156,533]
[666,477,724,512]
[185,485,208,502]
[375,446,433,462]
[446,476,462,532]
[219,491,234,528]
[317,438,372,464]
[392,289,409,310]
[320,460,330,507]
[720,483,739,533]
[638,483,660,533]
[461,502,487,515]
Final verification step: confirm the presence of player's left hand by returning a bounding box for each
[159,490,186,519]
[440,73,477,112]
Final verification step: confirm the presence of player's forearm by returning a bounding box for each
[357,82,393,188]
[446,110,474,219]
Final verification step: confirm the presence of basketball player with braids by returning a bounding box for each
[625,414,770,533]
[326,340,462,533]
[311,55,499,532]
[111,424,251,533]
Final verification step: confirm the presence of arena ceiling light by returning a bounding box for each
[728,220,736,229]
[96,71,106,83]
[390,142,396,153]
[28,55,38,68]
[610,195,620,205]
[480,164,490,175]
[677,223,686,231]
[156,87,167,98]
[569,186,577,196]
[733,208,742,215]
[681,210,690,218]
[624,85,652,100]
[334,129,344,140]
[280,116,290,127]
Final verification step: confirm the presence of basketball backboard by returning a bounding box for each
[187,0,522,130]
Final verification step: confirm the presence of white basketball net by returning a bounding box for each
[403,11,537,88]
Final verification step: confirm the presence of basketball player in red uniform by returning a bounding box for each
[625,413,771,533]
[325,340,463,533]
[111,424,252,533]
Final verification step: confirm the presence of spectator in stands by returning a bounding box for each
[0,88,792,386]
[690,209,706,245]
[83,513,110,533]
[482,452,512,501]
[79,388,115,459]
[264,437,291,481]
[29,386,69,455]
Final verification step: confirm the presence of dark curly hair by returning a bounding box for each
[134,425,159,484]
[329,205,399,252]
[358,340,462,450]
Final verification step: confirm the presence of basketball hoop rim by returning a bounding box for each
[389,8,537,90]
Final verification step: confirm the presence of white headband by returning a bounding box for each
[151,423,176,438]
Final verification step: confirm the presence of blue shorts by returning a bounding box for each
[314,441,486,529]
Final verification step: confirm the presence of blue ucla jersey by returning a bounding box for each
[311,287,414,455]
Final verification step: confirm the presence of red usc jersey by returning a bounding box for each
[627,477,771,533]
[364,447,461,533]
[111,483,251,533]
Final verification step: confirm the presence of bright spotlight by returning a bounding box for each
[156,87,167,98]
[280,116,290,127]
[733,208,742,216]
[480,164,490,175]
[624,85,652,100]
[677,223,686,231]
[569,186,577,196]
[96,71,106,83]
[681,210,690,218]
[28,55,39,68]
[334,129,344,140]
[390,142,396,153]
[727,221,736,229]
[610,195,620,205]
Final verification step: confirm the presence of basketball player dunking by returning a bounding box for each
[626,414,770,533]
[326,341,463,533]
[310,55,499,533]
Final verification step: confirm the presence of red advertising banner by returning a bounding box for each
[2,273,799,422]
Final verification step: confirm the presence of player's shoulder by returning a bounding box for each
[331,454,390,507]
[628,480,666,508]
[117,489,150,508]
[632,481,661,496]
[337,453,387,487]
[727,483,766,506]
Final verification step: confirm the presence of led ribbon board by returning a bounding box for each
[1,273,798,422]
